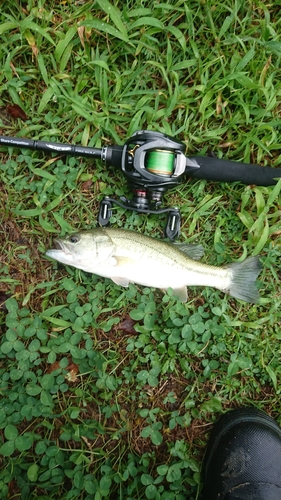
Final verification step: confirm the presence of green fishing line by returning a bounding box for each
[145,150,175,175]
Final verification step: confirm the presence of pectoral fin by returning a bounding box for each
[110,255,137,287]
[114,256,136,266]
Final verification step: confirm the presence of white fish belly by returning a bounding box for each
[96,254,232,291]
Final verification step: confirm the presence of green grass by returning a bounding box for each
[0,0,281,498]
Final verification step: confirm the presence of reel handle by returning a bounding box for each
[98,196,181,239]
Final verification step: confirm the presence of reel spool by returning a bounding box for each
[145,149,175,175]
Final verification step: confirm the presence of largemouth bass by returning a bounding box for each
[46,228,262,303]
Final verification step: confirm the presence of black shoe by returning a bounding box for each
[201,408,281,500]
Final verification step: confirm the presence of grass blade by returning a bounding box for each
[96,0,128,41]
[130,17,164,29]
[54,26,77,62]
[79,18,129,42]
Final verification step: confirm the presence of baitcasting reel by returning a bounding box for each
[0,129,280,239]
[98,130,193,239]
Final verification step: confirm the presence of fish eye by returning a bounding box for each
[69,235,79,244]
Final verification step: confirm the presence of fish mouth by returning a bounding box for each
[47,239,72,255]
[54,239,64,250]
[53,239,72,254]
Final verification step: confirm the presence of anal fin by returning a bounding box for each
[167,286,188,302]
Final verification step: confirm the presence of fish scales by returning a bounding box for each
[100,229,230,289]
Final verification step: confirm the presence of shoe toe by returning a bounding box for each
[201,408,281,500]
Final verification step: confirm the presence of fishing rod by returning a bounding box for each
[0,130,280,239]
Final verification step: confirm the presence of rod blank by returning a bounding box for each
[0,135,103,159]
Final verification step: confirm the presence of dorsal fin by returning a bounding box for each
[173,243,204,260]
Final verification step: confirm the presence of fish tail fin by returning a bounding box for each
[226,256,262,303]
